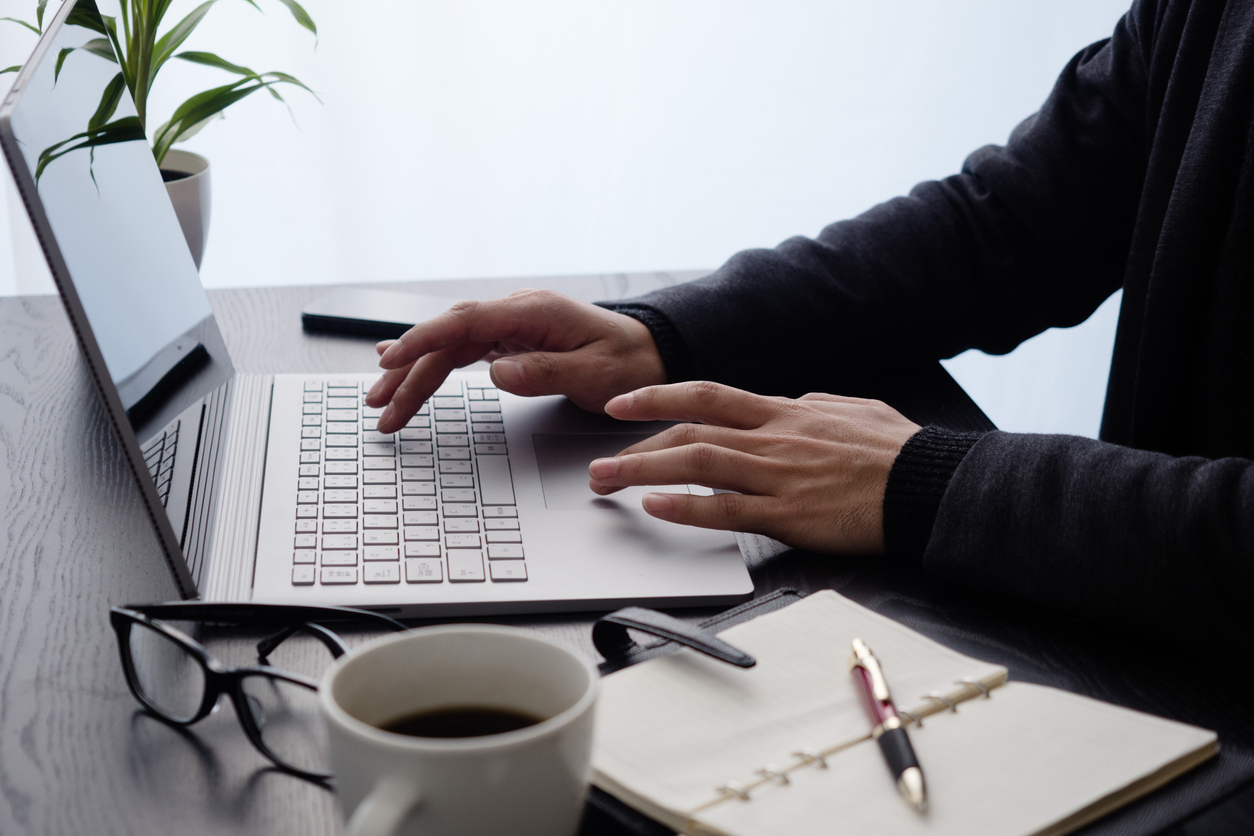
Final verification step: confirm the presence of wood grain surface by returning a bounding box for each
[1,274,1250,836]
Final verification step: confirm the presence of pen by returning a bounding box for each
[848,638,928,813]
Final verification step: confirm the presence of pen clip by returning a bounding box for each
[847,638,891,702]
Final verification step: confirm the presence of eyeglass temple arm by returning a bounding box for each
[257,622,351,663]
[121,601,408,632]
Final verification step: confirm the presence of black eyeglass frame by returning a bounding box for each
[109,602,407,780]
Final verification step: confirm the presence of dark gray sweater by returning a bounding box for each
[601,0,1254,636]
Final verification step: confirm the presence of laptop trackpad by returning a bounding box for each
[533,433,694,511]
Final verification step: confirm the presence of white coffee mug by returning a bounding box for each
[319,624,599,836]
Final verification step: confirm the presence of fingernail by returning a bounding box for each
[605,392,635,415]
[642,493,672,515]
[491,358,524,390]
[379,344,398,367]
[366,379,382,402]
[379,403,394,429]
[589,457,619,479]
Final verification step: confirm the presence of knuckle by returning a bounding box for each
[445,299,480,321]
[685,442,719,473]
[716,491,745,521]
[667,423,702,446]
[526,352,560,383]
[688,380,723,405]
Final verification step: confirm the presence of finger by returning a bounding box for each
[610,423,762,458]
[588,443,771,494]
[797,392,878,406]
[376,340,397,356]
[604,381,779,430]
[639,491,780,535]
[489,349,609,398]
[377,291,594,371]
[375,342,491,433]
[367,336,492,410]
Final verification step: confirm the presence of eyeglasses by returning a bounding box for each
[110,602,406,780]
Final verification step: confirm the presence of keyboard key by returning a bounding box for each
[326,422,358,434]
[302,414,322,426]
[405,526,440,541]
[364,563,401,584]
[477,458,516,506]
[322,534,359,549]
[320,567,358,584]
[401,454,434,468]
[327,379,359,389]
[467,389,483,400]
[362,406,384,418]
[436,434,469,447]
[469,402,501,413]
[364,458,396,470]
[326,410,358,422]
[327,397,358,410]
[444,504,478,518]
[293,550,316,565]
[297,491,318,504]
[484,518,519,530]
[475,444,508,455]
[323,504,358,519]
[402,468,435,482]
[363,431,395,443]
[325,461,358,474]
[293,565,315,585]
[300,452,320,464]
[473,434,505,444]
[364,546,400,562]
[489,562,527,582]
[486,531,522,543]
[434,379,462,397]
[400,441,433,454]
[441,489,476,503]
[323,519,358,533]
[364,485,397,498]
[364,499,398,514]
[432,397,463,409]
[363,443,397,457]
[301,427,321,439]
[325,435,357,447]
[296,506,318,519]
[303,392,323,403]
[405,416,431,428]
[296,519,318,533]
[405,542,441,558]
[471,422,504,434]
[440,474,474,488]
[326,475,358,488]
[364,471,396,484]
[364,515,399,529]
[298,477,320,490]
[403,495,437,510]
[435,409,467,422]
[294,534,317,549]
[405,558,443,583]
[299,464,320,477]
[439,461,473,474]
[303,381,323,392]
[447,550,485,582]
[445,518,479,533]
[446,533,481,548]
[487,544,525,560]
[321,551,357,566]
[438,448,471,461]
[483,506,518,518]
[404,511,438,526]
[403,482,436,497]
[302,403,322,414]
[435,422,469,434]
[481,389,499,400]
[326,448,357,460]
[399,428,431,441]
[364,530,399,545]
[324,490,359,503]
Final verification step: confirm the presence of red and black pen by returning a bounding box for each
[848,638,928,812]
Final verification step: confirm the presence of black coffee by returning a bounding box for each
[379,705,543,739]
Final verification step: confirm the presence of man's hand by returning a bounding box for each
[366,289,666,434]
[587,382,921,554]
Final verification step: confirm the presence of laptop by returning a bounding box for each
[0,0,753,616]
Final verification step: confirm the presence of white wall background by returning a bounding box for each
[1,0,1130,435]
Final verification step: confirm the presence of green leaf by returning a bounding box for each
[0,17,40,35]
[54,39,116,84]
[1,66,21,75]
[88,73,127,133]
[63,5,110,36]
[174,51,256,77]
[35,115,146,182]
[36,0,48,31]
[152,79,262,163]
[150,0,219,82]
[272,0,316,36]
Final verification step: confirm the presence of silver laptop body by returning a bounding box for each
[0,0,753,616]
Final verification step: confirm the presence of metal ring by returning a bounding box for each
[755,765,790,786]
[898,710,921,728]
[956,678,991,698]
[717,781,751,801]
[922,692,958,712]
[791,748,828,769]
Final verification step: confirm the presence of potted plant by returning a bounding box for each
[3,0,318,268]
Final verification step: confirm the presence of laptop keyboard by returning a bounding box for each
[141,418,180,508]
[290,379,525,587]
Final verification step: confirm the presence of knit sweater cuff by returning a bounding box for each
[883,425,985,563]
[595,302,697,384]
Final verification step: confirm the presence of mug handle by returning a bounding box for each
[346,777,423,836]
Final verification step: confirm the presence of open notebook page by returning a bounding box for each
[694,682,1217,836]
[592,590,1007,818]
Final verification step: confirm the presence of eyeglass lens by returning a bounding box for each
[127,621,207,723]
[240,674,331,775]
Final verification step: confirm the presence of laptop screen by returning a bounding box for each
[1,0,234,441]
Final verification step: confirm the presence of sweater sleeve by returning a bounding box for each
[600,2,1152,397]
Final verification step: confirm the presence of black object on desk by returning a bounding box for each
[301,287,458,338]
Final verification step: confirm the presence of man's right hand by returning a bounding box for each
[365,289,667,434]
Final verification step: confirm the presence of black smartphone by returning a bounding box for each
[301,288,458,338]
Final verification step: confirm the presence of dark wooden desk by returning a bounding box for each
[0,273,1250,835]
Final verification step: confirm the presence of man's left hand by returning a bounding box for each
[588,382,921,554]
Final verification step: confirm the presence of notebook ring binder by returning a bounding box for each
[957,677,992,698]
[791,748,828,769]
[756,766,790,786]
[922,692,958,712]
[717,781,751,801]
[898,710,921,727]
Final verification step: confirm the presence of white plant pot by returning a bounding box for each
[161,149,211,270]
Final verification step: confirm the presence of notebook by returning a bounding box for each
[592,591,1218,836]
